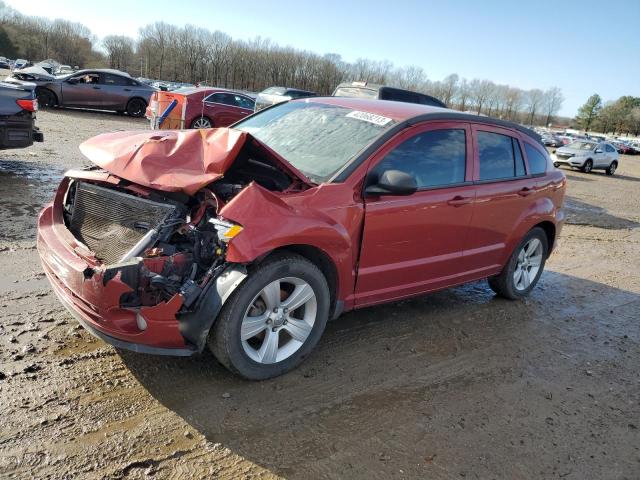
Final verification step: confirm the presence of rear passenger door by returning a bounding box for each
[99,73,133,110]
[463,125,539,274]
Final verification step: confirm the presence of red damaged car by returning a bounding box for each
[37,98,566,379]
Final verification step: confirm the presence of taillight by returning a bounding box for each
[17,98,38,112]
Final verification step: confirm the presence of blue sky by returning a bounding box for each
[6,0,639,116]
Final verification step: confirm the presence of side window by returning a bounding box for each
[477,131,522,181]
[75,73,99,84]
[605,144,615,153]
[101,73,129,86]
[207,93,235,106]
[373,129,466,189]
[523,143,548,175]
[234,95,255,109]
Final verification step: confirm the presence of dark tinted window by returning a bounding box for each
[382,89,420,104]
[102,73,129,86]
[605,144,616,153]
[524,143,548,174]
[234,95,255,109]
[478,131,522,180]
[286,90,314,99]
[374,129,466,188]
[207,93,235,106]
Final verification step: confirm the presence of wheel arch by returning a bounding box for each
[127,96,147,107]
[35,87,58,106]
[532,220,556,257]
[261,244,340,320]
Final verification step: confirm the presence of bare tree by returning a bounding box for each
[542,87,564,126]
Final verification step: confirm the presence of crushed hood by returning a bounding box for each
[79,128,312,196]
[12,65,55,81]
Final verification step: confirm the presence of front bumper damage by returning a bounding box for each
[37,175,247,355]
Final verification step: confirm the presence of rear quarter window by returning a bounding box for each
[523,143,548,175]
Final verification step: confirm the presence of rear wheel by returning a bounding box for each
[36,89,56,108]
[606,161,617,176]
[208,254,330,380]
[488,227,548,300]
[126,98,146,117]
[581,159,593,173]
[190,116,212,129]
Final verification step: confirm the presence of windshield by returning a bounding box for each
[333,86,378,99]
[568,141,597,151]
[234,101,395,182]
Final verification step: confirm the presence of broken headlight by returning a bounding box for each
[209,218,243,243]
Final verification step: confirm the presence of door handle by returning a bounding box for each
[124,88,131,91]
[92,86,100,89]
[447,196,472,207]
[517,187,535,197]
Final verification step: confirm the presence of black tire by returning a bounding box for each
[605,161,617,176]
[488,227,549,300]
[126,98,146,117]
[581,159,593,173]
[208,253,330,380]
[36,89,56,108]
[190,116,213,129]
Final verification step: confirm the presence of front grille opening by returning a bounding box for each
[68,182,178,265]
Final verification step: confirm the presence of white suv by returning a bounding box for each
[552,141,619,175]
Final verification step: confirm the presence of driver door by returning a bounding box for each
[354,122,477,307]
[61,72,102,107]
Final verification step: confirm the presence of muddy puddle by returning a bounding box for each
[0,160,65,243]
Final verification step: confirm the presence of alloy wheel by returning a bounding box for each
[192,117,211,129]
[240,277,317,364]
[513,238,543,291]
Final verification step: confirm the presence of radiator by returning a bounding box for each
[68,182,178,265]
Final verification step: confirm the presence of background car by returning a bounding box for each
[7,68,156,117]
[254,86,316,111]
[552,141,619,174]
[611,141,635,155]
[332,81,447,107]
[0,81,44,149]
[541,133,564,147]
[146,87,255,129]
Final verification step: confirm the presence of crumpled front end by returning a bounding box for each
[38,127,312,355]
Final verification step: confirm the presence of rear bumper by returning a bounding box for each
[0,112,42,149]
[37,192,197,356]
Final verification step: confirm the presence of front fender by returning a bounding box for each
[219,182,357,302]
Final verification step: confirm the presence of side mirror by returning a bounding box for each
[67,77,79,84]
[365,169,418,196]
[595,148,603,154]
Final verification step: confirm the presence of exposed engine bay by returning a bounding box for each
[61,139,306,315]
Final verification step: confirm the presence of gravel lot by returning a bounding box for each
[0,108,638,479]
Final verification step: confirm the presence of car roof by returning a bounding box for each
[74,69,131,77]
[299,97,542,143]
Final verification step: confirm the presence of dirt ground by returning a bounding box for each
[0,109,638,480]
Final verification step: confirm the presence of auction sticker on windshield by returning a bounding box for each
[346,110,393,126]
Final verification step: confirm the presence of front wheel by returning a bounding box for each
[488,227,548,300]
[606,161,617,176]
[581,159,593,173]
[208,254,330,380]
